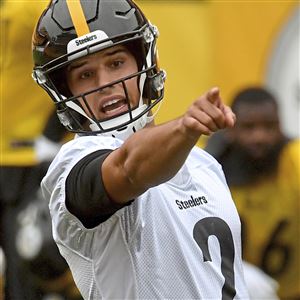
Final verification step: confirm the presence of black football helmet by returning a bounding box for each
[32,0,166,140]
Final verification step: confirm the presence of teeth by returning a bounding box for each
[103,99,120,108]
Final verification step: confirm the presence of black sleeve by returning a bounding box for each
[65,149,128,228]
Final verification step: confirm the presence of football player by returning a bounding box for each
[32,0,249,298]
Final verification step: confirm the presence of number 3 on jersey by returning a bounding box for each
[193,217,236,300]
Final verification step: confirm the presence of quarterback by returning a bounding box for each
[32,0,249,299]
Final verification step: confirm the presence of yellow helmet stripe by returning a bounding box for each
[66,0,90,37]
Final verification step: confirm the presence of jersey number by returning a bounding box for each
[242,218,290,277]
[193,217,236,300]
[260,219,290,276]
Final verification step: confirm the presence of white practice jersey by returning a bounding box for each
[42,135,249,300]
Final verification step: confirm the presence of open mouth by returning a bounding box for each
[101,98,128,116]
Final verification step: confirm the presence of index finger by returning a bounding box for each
[207,87,221,105]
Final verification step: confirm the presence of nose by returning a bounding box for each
[96,69,115,92]
[250,126,269,144]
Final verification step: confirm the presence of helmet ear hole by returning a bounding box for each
[143,70,165,101]
[143,78,158,101]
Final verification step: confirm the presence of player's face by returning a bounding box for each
[232,102,283,159]
[66,45,140,121]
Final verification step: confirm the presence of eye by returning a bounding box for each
[80,70,94,79]
[265,121,278,130]
[111,59,124,68]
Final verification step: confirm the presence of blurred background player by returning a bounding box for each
[205,86,300,300]
[0,1,82,299]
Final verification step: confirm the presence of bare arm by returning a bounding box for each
[102,87,235,203]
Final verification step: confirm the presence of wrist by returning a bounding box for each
[178,116,202,144]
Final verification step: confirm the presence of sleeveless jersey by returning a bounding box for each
[231,139,300,299]
[42,135,249,299]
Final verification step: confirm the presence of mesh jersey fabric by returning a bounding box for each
[41,135,249,299]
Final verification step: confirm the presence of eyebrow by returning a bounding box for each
[68,60,86,71]
[67,47,128,71]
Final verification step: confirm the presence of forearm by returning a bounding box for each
[102,117,199,203]
[123,118,198,182]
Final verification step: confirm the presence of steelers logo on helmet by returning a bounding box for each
[32,0,166,140]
